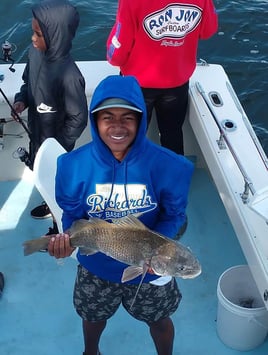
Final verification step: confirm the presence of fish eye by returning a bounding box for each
[178,265,186,271]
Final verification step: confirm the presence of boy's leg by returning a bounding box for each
[74,266,122,355]
[149,317,174,355]
[83,319,106,355]
[123,278,181,355]
[155,82,189,155]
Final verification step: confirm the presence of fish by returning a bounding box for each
[23,214,201,282]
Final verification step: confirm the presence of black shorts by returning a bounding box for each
[73,265,182,323]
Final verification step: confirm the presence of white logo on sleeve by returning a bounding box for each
[112,35,121,49]
[37,102,57,113]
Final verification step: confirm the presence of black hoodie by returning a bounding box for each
[14,0,88,165]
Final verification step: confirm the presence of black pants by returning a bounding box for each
[142,81,189,155]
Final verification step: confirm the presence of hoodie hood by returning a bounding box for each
[89,75,147,161]
[32,0,79,61]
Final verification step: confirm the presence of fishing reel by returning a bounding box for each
[1,40,16,72]
[12,147,33,170]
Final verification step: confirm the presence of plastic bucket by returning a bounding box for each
[217,265,268,351]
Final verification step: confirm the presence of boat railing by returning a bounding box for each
[195,81,268,222]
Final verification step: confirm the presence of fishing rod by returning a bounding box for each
[0,87,31,137]
[0,87,30,137]
[0,40,33,168]
[0,40,30,136]
[0,86,33,168]
[0,41,16,72]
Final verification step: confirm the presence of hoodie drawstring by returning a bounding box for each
[101,160,130,220]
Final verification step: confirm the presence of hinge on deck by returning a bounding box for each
[217,134,227,150]
[198,58,209,66]
[264,290,268,302]
[0,118,6,150]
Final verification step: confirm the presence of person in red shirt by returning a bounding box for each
[107,0,218,154]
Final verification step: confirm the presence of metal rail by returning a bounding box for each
[226,80,268,170]
[195,81,256,203]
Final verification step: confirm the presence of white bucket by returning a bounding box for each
[217,265,268,351]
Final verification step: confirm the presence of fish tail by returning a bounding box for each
[23,237,50,256]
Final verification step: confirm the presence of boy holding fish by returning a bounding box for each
[45,75,196,355]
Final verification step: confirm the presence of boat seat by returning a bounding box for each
[248,187,268,222]
[33,138,66,233]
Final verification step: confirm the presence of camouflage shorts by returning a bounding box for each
[73,265,182,323]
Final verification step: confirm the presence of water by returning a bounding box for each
[1,0,268,153]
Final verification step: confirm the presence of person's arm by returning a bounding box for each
[12,62,29,114]
[106,0,136,66]
[199,0,218,39]
[153,157,194,239]
[48,153,86,259]
[55,153,87,230]
[57,70,88,151]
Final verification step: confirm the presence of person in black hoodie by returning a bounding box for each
[12,0,88,228]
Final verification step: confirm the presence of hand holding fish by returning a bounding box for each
[47,233,75,259]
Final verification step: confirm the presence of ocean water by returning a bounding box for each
[1,0,268,153]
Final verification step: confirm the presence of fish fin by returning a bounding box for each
[79,247,98,256]
[121,266,144,282]
[69,218,114,234]
[121,263,149,283]
[131,212,144,218]
[23,236,52,256]
[112,215,148,231]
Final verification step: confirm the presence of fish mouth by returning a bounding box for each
[180,267,202,279]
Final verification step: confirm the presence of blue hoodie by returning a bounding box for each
[55,75,194,284]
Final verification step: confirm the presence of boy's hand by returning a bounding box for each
[47,233,75,259]
[12,101,25,119]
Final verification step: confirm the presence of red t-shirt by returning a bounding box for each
[107,0,218,88]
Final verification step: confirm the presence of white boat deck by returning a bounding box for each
[1,167,268,354]
[1,61,268,354]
